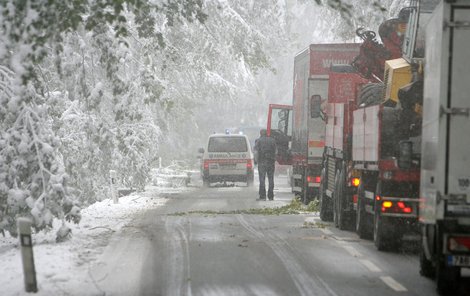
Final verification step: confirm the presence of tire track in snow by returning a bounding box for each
[237,215,338,296]
[165,216,193,296]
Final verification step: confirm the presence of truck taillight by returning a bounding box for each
[351,177,360,187]
[203,160,209,170]
[380,200,413,214]
[397,201,412,213]
[307,176,321,183]
[246,160,253,170]
[448,236,470,252]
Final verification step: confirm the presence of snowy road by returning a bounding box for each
[3,174,468,295]
[89,176,470,296]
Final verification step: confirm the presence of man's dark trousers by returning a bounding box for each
[258,162,275,200]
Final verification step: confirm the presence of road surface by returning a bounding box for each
[90,174,470,296]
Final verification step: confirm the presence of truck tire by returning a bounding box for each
[203,178,210,187]
[333,169,348,230]
[373,211,398,251]
[419,249,435,278]
[302,168,311,205]
[436,262,459,295]
[436,225,460,295]
[356,180,372,239]
[373,182,399,251]
[419,225,435,278]
[246,173,254,187]
[319,169,333,221]
[332,170,343,228]
[302,179,308,205]
[358,83,384,107]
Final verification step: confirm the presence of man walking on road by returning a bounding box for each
[254,129,276,201]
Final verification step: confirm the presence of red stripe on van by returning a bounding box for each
[206,159,248,164]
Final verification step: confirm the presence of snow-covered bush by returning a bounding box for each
[0,70,81,236]
[150,162,191,188]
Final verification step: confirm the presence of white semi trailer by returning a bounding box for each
[419,0,470,294]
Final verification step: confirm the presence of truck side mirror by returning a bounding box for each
[198,148,205,154]
[310,95,322,118]
[398,141,412,170]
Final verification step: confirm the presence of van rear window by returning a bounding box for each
[208,137,247,152]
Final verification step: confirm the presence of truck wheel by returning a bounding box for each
[302,185,308,205]
[203,178,210,187]
[373,182,398,251]
[333,170,341,228]
[419,249,435,278]
[319,169,333,221]
[247,175,254,187]
[356,181,372,239]
[436,225,460,295]
[333,168,349,230]
[436,262,459,295]
[419,225,435,278]
[373,211,396,251]
[302,169,311,205]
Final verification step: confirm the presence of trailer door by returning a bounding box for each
[446,6,470,215]
[267,104,293,165]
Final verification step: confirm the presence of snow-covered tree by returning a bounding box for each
[0,0,206,238]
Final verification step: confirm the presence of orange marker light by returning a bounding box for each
[382,201,393,208]
[351,178,360,187]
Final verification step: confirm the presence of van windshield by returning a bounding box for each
[208,136,248,152]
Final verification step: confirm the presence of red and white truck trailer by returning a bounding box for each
[351,0,442,251]
[317,7,414,230]
[268,44,360,204]
[419,0,470,293]
[351,76,422,250]
[318,69,369,227]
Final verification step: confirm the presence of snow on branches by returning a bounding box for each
[0,69,81,237]
[0,0,206,239]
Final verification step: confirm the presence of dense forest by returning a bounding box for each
[0,0,405,238]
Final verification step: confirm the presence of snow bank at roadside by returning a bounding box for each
[0,186,187,296]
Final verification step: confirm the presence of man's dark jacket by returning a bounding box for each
[255,135,276,164]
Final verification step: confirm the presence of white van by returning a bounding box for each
[199,134,254,187]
